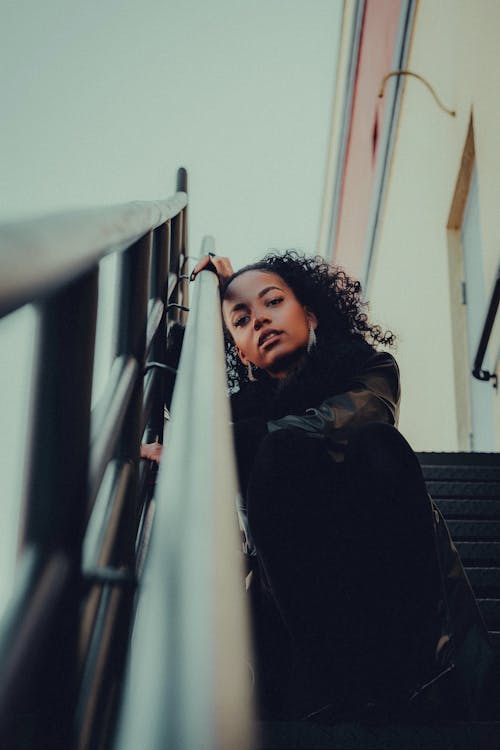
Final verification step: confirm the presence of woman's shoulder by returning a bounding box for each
[361,348,399,372]
[355,349,400,402]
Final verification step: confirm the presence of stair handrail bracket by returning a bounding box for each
[115,267,254,750]
[472,264,500,388]
[0,193,187,319]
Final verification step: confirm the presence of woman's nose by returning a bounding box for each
[254,311,270,330]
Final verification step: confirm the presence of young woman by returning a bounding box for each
[143,250,492,722]
[214,250,443,721]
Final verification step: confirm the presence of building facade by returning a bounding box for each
[321,0,499,452]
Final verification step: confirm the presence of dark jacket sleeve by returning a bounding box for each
[267,352,401,452]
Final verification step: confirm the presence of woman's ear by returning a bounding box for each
[305,308,318,330]
[236,345,249,365]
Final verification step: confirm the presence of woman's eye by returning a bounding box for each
[267,297,284,307]
[234,315,249,327]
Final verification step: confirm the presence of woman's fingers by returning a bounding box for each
[140,441,163,464]
[190,254,234,284]
[210,256,234,282]
[190,255,212,278]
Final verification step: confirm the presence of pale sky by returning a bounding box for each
[1,0,342,266]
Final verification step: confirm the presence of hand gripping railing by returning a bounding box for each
[472,264,499,388]
[0,168,188,748]
[114,259,254,750]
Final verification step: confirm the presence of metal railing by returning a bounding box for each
[0,168,189,748]
[114,240,254,750]
[472,264,499,388]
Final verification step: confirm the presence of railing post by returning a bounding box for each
[170,167,188,322]
[75,233,151,750]
[115,264,254,750]
[146,220,171,443]
[14,267,98,747]
[177,167,190,325]
[114,231,152,533]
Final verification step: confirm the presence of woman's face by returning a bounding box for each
[222,270,317,378]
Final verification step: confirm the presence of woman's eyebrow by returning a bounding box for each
[229,301,249,315]
[257,285,283,299]
[229,286,283,316]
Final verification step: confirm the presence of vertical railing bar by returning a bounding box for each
[141,368,160,436]
[169,168,187,323]
[23,268,98,550]
[114,231,151,529]
[114,266,254,750]
[76,232,151,749]
[150,220,171,304]
[15,266,98,747]
[177,168,189,326]
[169,213,182,320]
[79,461,133,666]
[145,219,171,444]
[88,357,139,515]
[145,299,166,355]
[0,554,72,739]
[76,586,124,750]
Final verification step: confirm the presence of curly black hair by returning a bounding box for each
[220,250,395,392]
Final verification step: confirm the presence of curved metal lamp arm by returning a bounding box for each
[379,69,456,117]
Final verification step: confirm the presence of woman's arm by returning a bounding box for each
[267,352,400,446]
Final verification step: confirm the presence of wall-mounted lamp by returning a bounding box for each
[378,69,456,117]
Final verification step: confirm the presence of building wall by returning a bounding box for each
[367,0,500,450]
[333,0,402,278]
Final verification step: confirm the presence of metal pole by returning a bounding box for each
[115,265,254,750]
[13,267,98,747]
[76,232,151,749]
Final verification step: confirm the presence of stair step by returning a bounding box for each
[418,452,500,466]
[422,464,500,482]
[446,520,500,540]
[426,481,500,499]
[258,719,500,749]
[478,599,500,628]
[465,567,500,591]
[488,630,500,651]
[455,542,500,564]
[433,498,500,519]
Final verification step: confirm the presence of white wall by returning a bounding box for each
[367,0,500,451]
[0,1,341,614]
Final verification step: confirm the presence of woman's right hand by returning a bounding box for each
[190,254,234,285]
[140,441,163,464]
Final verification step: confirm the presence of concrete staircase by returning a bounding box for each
[421,452,500,658]
[258,451,500,750]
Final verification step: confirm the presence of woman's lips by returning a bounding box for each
[259,330,282,348]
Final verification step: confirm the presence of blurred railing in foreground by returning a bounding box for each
[115,239,253,750]
[0,169,192,748]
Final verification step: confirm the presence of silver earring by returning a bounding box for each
[247,362,257,381]
[307,324,317,352]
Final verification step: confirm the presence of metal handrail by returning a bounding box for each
[0,193,187,319]
[472,264,499,386]
[115,265,254,750]
[0,169,188,747]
